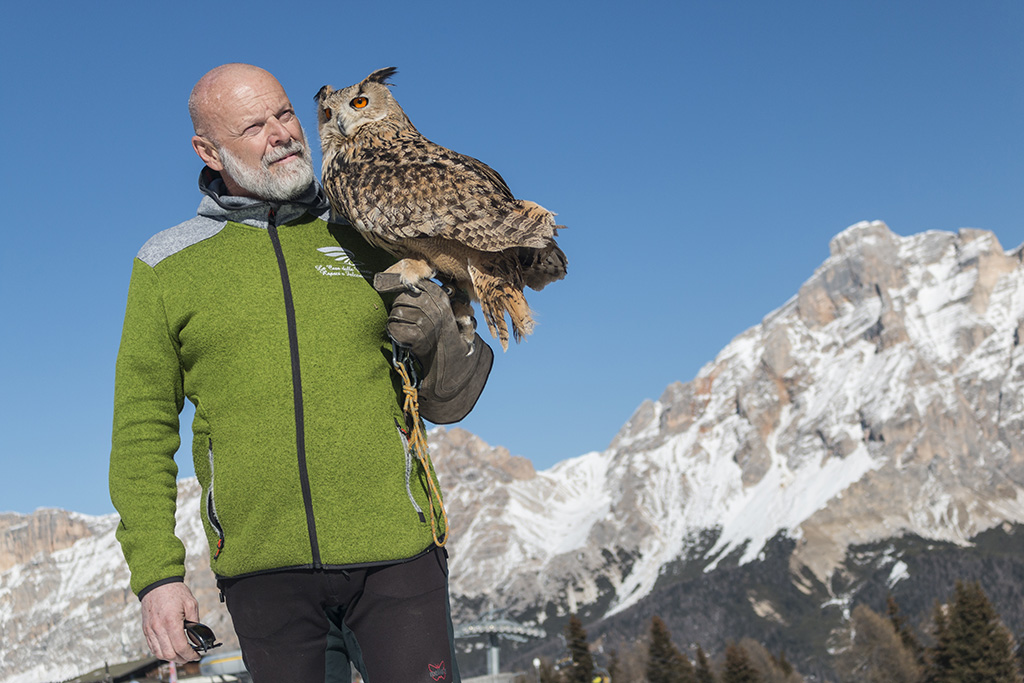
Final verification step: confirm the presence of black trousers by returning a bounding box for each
[219,547,461,683]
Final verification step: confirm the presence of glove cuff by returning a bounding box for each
[418,334,493,424]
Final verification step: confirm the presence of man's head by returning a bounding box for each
[190,64,315,201]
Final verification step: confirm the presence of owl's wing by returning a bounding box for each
[350,140,559,252]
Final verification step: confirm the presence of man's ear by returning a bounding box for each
[192,135,224,171]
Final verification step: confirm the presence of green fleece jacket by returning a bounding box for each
[110,170,443,597]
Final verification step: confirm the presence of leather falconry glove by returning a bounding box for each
[374,273,493,424]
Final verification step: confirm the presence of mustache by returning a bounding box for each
[263,140,307,166]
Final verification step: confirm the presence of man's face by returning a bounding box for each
[216,127,314,202]
[200,74,314,201]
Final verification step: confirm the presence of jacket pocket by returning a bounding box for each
[395,420,427,523]
[206,438,226,558]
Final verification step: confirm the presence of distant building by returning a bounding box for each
[62,657,193,682]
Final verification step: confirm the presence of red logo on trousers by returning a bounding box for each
[428,661,447,681]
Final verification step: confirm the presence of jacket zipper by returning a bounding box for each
[267,208,322,568]
[206,438,226,558]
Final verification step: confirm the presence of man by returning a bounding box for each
[110,63,491,682]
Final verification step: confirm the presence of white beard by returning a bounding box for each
[218,131,315,202]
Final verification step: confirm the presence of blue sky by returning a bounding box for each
[1,1,1021,515]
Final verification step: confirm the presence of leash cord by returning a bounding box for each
[393,345,448,547]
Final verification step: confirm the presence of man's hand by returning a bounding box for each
[140,582,201,663]
[374,274,466,363]
[373,274,493,424]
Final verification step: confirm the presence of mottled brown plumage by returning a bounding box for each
[315,67,567,350]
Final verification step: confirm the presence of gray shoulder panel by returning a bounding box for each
[137,215,226,267]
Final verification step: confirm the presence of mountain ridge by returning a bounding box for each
[441,221,1024,624]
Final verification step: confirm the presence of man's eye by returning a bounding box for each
[280,111,295,122]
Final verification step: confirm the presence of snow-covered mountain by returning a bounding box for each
[439,221,1024,624]
[0,481,236,683]
[3,221,1022,682]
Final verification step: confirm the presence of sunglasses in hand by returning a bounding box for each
[184,620,222,654]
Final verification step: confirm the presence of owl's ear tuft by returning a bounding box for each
[365,67,398,87]
[315,85,334,103]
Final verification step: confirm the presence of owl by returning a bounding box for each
[315,67,567,351]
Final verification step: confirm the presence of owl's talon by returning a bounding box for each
[455,315,476,347]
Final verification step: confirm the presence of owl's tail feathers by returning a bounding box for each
[521,243,568,292]
[468,264,533,352]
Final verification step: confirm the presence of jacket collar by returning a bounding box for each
[196,166,331,228]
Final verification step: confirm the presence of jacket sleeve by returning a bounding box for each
[109,258,187,597]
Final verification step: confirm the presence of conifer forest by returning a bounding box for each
[517,581,1024,683]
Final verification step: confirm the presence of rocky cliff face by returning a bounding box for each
[1,511,94,573]
[2,222,1022,682]
[0,480,235,683]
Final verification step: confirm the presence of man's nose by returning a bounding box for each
[266,116,292,145]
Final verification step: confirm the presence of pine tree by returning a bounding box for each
[564,614,595,683]
[738,639,804,683]
[606,648,621,683]
[695,646,717,683]
[538,657,563,683]
[613,639,653,683]
[944,580,1018,682]
[835,604,920,683]
[926,598,952,683]
[646,616,696,683]
[887,593,925,667]
[722,642,762,683]
[772,651,793,677]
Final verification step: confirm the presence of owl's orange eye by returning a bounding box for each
[351,97,369,109]
[323,108,332,120]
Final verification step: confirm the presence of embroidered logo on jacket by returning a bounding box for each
[316,246,366,278]
[428,661,447,681]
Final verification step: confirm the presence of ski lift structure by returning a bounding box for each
[454,611,546,677]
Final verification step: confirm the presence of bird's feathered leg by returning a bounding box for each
[382,257,436,289]
[468,263,534,352]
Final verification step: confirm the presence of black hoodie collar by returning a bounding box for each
[196,166,331,229]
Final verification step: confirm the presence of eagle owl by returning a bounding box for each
[315,67,567,351]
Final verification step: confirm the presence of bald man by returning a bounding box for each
[110,63,491,682]
[188,63,316,201]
